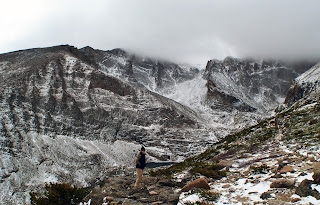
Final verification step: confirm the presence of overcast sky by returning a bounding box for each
[1,0,320,65]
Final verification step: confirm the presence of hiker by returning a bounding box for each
[134,147,146,188]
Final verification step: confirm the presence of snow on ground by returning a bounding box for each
[178,192,201,205]
[177,139,320,204]
[297,102,318,112]
[160,74,207,111]
[299,196,320,205]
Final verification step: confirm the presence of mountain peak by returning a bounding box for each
[108,48,128,56]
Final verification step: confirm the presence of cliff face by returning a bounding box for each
[0,45,210,204]
[284,63,320,107]
[80,46,200,91]
[203,57,306,112]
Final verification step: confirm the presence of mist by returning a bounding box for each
[1,0,320,65]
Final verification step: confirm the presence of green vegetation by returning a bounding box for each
[149,167,174,177]
[30,182,90,205]
[190,163,226,179]
[249,164,270,174]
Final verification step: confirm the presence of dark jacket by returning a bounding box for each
[136,152,146,169]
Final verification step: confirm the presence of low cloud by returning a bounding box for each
[1,0,320,65]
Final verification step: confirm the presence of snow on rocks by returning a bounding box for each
[296,63,320,84]
[176,139,320,204]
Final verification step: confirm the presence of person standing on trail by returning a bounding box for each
[134,147,146,188]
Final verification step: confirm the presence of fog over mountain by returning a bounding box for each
[1,0,320,65]
[1,1,320,204]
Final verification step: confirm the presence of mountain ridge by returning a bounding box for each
[0,45,318,204]
[147,61,320,205]
[0,45,210,204]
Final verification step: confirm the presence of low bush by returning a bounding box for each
[149,168,173,177]
[190,163,226,179]
[249,164,270,174]
[190,167,226,179]
[198,190,221,201]
[30,182,90,205]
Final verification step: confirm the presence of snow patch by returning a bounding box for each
[178,192,201,205]
[296,63,320,84]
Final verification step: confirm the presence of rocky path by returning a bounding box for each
[81,173,181,205]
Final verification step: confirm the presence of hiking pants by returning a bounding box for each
[135,168,143,187]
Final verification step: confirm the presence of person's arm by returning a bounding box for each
[136,154,141,166]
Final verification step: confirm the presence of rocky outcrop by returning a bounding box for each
[295,179,320,199]
[206,79,254,112]
[284,63,320,107]
[204,57,314,112]
[284,84,305,106]
[80,46,200,91]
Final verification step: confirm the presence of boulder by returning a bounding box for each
[313,162,320,184]
[279,166,294,174]
[270,179,296,188]
[149,191,158,195]
[181,177,210,192]
[295,179,320,199]
[260,192,271,199]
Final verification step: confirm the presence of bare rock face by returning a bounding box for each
[284,84,305,106]
[181,177,210,192]
[80,46,200,91]
[0,45,208,204]
[203,57,314,113]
